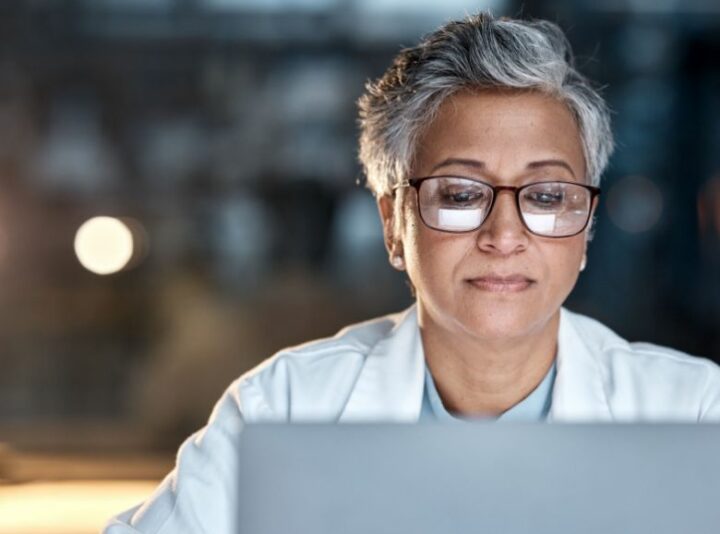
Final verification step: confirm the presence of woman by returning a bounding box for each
[106,12,720,534]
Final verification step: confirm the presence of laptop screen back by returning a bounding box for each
[237,423,720,534]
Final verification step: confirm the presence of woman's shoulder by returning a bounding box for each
[562,308,720,420]
[564,308,717,371]
[226,307,415,421]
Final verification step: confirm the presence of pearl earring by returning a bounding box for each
[391,255,405,269]
[580,256,587,272]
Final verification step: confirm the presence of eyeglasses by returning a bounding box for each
[394,176,601,238]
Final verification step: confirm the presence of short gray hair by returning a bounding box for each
[358,12,614,196]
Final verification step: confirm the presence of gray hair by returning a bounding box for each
[358,12,614,196]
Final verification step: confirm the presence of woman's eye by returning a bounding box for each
[527,190,564,207]
[441,189,485,204]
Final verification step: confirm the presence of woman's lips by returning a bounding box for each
[466,275,535,293]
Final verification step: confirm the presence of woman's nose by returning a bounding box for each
[475,191,529,255]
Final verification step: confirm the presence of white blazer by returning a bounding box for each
[105,305,720,534]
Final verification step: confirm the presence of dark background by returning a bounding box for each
[0,0,718,454]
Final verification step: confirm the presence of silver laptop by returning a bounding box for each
[237,423,720,534]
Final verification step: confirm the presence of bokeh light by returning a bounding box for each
[606,175,664,234]
[74,217,134,275]
[698,176,720,237]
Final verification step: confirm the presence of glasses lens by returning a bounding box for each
[418,177,493,232]
[519,182,592,237]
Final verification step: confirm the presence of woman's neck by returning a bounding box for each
[418,306,559,417]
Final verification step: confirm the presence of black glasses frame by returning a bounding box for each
[394,176,601,238]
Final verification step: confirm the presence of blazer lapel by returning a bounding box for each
[338,304,425,422]
[549,308,614,422]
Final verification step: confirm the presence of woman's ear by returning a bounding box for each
[377,194,405,270]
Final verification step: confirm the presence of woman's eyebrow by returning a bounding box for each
[430,158,575,176]
[526,159,576,177]
[430,158,575,177]
[430,158,485,173]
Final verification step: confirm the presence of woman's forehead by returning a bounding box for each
[412,90,586,181]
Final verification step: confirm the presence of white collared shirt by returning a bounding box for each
[105,304,720,534]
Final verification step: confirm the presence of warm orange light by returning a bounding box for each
[0,480,157,534]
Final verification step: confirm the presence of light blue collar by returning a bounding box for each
[421,360,557,422]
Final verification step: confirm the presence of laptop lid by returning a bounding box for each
[237,423,720,534]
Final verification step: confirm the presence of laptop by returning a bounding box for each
[237,423,720,534]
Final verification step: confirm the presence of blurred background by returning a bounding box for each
[0,0,719,532]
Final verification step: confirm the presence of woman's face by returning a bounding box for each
[382,90,592,342]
